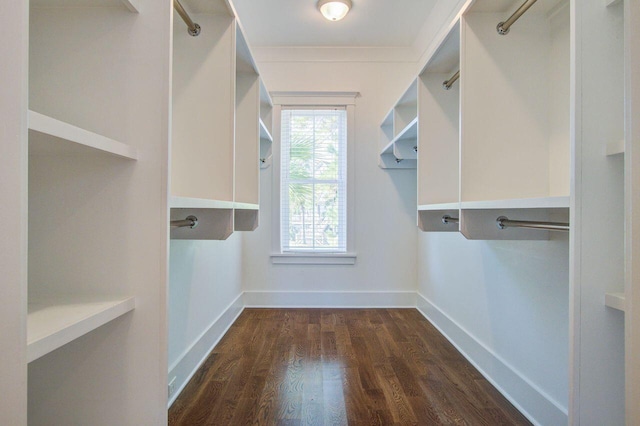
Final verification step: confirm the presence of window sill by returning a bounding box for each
[271,253,357,265]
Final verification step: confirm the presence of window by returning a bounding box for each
[280,108,347,252]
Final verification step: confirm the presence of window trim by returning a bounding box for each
[270,92,357,264]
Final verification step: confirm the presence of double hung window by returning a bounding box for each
[280,108,347,252]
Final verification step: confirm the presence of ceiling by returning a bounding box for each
[231,0,439,48]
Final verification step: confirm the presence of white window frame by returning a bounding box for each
[270,92,357,265]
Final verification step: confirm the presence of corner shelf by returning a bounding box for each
[259,118,273,143]
[170,196,234,240]
[379,78,418,169]
[460,196,570,240]
[28,111,137,160]
[606,139,624,156]
[605,292,625,312]
[28,297,135,363]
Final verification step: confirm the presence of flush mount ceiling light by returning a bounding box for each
[318,0,352,21]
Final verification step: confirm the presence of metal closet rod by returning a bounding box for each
[497,0,538,35]
[496,216,569,232]
[442,215,459,225]
[174,0,201,36]
[171,215,199,229]
[442,70,460,90]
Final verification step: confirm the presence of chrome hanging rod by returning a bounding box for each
[442,215,459,225]
[171,215,199,229]
[174,0,201,36]
[496,216,569,232]
[497,0,538,35]
[442,70,460,90]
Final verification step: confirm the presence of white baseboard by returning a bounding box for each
[243,290,416,308]
[167,293,244,408]
[416,292,568,426]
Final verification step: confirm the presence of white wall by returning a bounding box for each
[417,233,569,425]
[168,234,244,405]
[242,53,418,305]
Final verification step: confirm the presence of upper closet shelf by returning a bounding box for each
[259,118,273,143]
[419,202,460,211]
[28,111,138,160]
[30,0,139,12]
[461,196,569,210]
[460,196,570,240]
[169,196,235,209]
[605,292,625,312]
[606,139,624,156]
[380,117,418,155]
[28,297,135,363]
[170,196,234,240]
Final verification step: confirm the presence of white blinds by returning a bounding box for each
[281,108,347,252]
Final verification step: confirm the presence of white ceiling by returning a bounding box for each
[231,0,439,48]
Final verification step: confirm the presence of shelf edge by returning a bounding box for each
[460,196,570,210]
[169,196,235,209]
[605,292,625,312]
[28,110,138,160]
[27,297,135,363]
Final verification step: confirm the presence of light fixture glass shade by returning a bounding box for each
[318,0,352,21]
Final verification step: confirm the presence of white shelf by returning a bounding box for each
[380,117,418,155]
[606,139,625,156]
[605,292,625,312]
[28,297,135,363]
[459,196,570,240]
[419,202,460,211]
[169,196,235,209]
[31,0,139,12]
[28,111,137,160]
[234,202,259,210]
[259,118,273,143]
[170,196,234,240]
[461,196,570,210]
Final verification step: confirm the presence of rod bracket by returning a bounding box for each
[496,22,510,35]
[442,215,460,225]
[496,215,508,229]
[188,23,201,37]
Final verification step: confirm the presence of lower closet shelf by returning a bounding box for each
[27,297,136,363]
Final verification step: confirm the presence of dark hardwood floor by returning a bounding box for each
[169,309,531,425]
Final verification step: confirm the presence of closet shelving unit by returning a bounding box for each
[171,0,236,240]
[260,81,274,169]
[417,21,461,232]
[25,0,172,422]
[170,0,266,238]
[234,24,263,231]
[379,79,418,169]
[171,0,270,238]
[27,0,142,363]
[457,0,571,240]
[599,0,625,313]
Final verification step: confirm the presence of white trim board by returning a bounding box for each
[243,291,416,308]
[416,293,568,426]
[167,293,244,408]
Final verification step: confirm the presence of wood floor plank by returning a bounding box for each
[169,309,532,426]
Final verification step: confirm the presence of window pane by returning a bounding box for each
[287,183,314,249]
[313,184,341,248]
